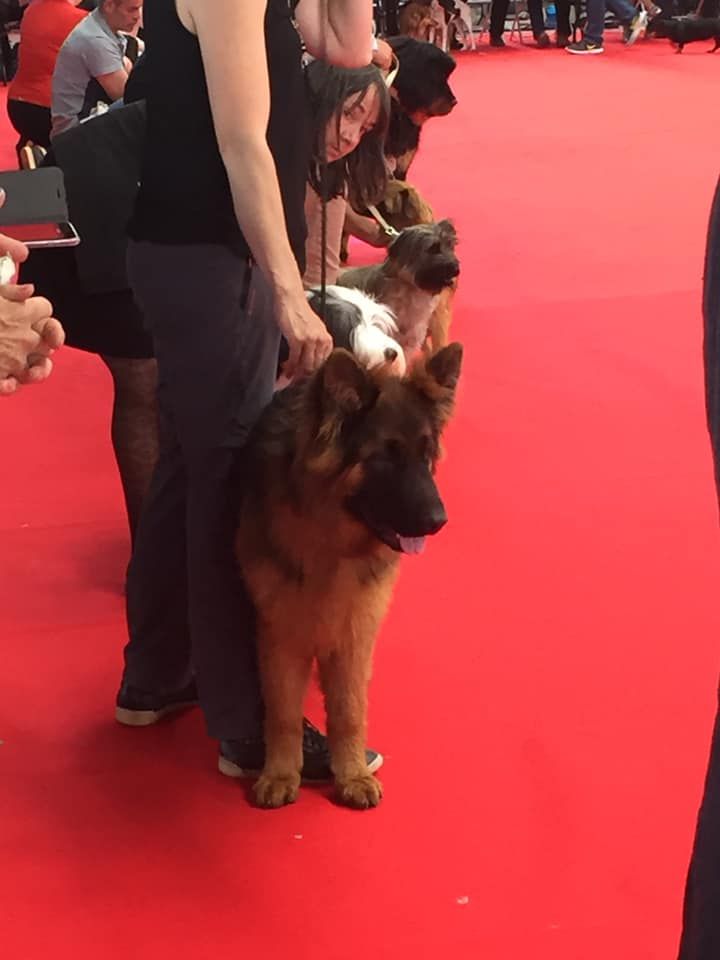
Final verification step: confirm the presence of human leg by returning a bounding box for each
[122,242,279,740]
[100,355,159,547]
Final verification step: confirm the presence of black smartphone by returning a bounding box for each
[0,168,80,249]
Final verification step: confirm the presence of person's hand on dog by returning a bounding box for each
[276,293,333,381]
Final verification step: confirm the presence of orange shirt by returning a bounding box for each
[9,0,87,108]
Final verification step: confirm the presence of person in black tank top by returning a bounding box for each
[118,0,380,784]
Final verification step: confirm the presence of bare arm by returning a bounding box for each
[182,0,331,377]
[295,0,373,68]
[96,68,128,102]
[344,205,390,248]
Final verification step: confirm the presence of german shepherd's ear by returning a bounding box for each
[427,342,463,389]
[303,350,377,475]
[411,342,463,429]
[319,349,375,415]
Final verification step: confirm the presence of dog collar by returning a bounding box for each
[366,204,400,241]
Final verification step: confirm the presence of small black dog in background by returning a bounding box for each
[647,16,720,52]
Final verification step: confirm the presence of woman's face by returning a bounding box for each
[325,85,382,163]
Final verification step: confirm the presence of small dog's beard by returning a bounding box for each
[352,324,407,376]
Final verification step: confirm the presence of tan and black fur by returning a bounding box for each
[338,220,460,356]
[399,1,437,42]
[236,345,463,809]
[340,179,434,265]
[376,179,435,232]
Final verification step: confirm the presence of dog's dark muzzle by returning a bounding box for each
[347,459,448,555]
[417,259,460,293]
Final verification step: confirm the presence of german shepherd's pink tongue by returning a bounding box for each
[398,536,426,555]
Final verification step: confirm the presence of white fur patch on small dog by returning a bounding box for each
[307,285,406,376]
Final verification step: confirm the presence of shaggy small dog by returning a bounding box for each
[647,16,720,52]
[306,286,406,376]
[338,220,460,355]
[235,344,463,808]
[386,36,457,179]
[277,286,406,387]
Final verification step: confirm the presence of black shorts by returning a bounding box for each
[21,247,154,360]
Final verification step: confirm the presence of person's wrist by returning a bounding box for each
[272,278,308,312]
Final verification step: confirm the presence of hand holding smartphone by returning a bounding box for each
[0,168,80,250]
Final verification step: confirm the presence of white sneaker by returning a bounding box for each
[626,8,648,45]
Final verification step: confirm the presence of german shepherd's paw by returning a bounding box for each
[336,775,384,810]
[254,773,300,808]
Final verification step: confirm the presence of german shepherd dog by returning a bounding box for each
[236,344,463,808]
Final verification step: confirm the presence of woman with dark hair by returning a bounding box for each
[303,59,390,287]
[117,0,384,788]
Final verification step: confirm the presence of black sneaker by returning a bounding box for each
[535,31,551,48]
[218,719,384,782]
[566,37,604,54]
[115,679,199,726]
[489,35,506,47]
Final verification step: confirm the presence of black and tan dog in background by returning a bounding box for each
[386,36,457,180]
[236,344,463,809]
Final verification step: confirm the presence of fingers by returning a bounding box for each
[21,355,53,384]
[1,282,35,303]
[0,192,29,265]
[35,316,65,350]
[282,337,301,382]
[0,235,29,265]
[24,295,53,322]
[293,331,333,381]
[0,375,20,396]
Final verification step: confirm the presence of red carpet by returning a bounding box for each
[3,39,720,959]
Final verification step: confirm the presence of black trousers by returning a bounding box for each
[7,99,51,152]
[491,0,546,38]
[123,241,280,741]
[490,0,573,39]
[677,176,720,958]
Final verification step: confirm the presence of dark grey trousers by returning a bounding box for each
[678,176,720,959]
[122,241,280,740]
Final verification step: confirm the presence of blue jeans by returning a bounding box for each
[584,0,637,43]
[677,176,720,959]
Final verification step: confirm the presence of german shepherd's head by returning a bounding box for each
[298,344,462,554]
[243,345,463,561]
